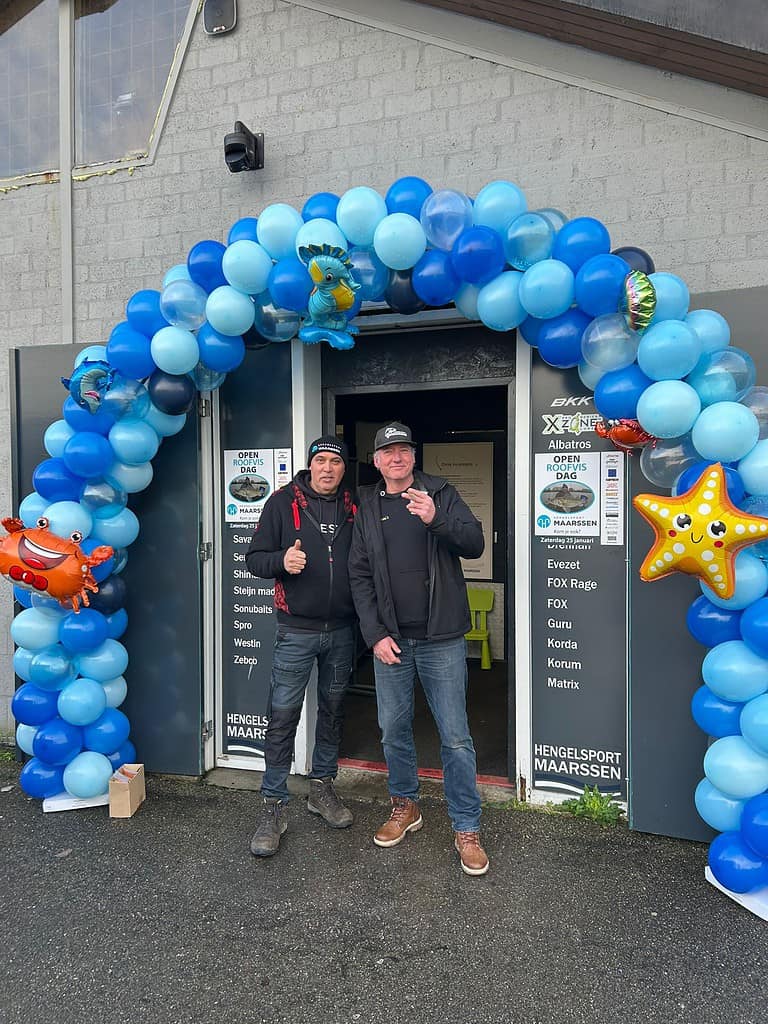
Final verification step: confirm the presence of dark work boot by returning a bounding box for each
[307,777,353,828]
[249,796,287,857]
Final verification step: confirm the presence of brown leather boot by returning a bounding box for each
[373,797,423,847]
[454,831,490,876]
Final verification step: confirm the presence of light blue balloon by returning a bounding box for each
[695,778,745,833]
[57,676,107,726]
[335,188,386,248]
[143,403,186,438]
[704,735,768,800]
[252,292,300,343]
[504,212,555,270]
[14,647,35,681]
[109,419,160,466]
[703,638,768,701]
[692,401,759,462]
[455,283,480,321]
[44,420,75,458]
[102,675,128,708]
[11,609,62,652]
[636,380,701,439]
[222,239,273,295]
[348,247,388,301]
[101,377,151,421]
[473,180,527,234]
[741,693,768,757]
[420,190,473,251]
[518,260,574,319]
[16,723,38,757]
[44,501,93,540]
[686,347,755,407]
[108,460,153,493]
[373,213,427,271]
[580,314,639,373]
[685,308,731,354]
[79,476,128,519]
[162,263,192,288]
[648,272,689,324]
[76,639,129,682]
[150,325,200,375]
[205,286,255,336]
[63,750,113,798]
[74,345,108,367]
[739,438,768,496]
[294,217,348,256]
[159,279,209,331]
[477,271,526,332]
[702,550,768,610]
[637,320,701,381]
[256,203,304,260]
[19,492,50,528]
[90,508,140,548]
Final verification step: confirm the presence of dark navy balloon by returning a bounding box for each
[691,685,744,738]
[686,595,743,647]
[612,245,655,275]
[147,370,196,416]
[87,576,127,615]
[384,270,426,315]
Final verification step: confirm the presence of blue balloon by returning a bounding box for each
[551,217,610,273]
[104,608,128,640]
[33,716,83,765]
[59,608,109,654]
[691,685,744,737]
[160,279,209,331]
[476,271,526,333]
[385,176,432,219]
[692,402,759,463]
[252,292,300,342]
[11,609,63,652]
[687,595,743,647]
[695,778,745,833]
[703,638,768,702]
[636,381,701,439]
[302,192,339,221]
[648,272,689,324]
[412,250,461,306]
[574,253,631,318]
[63,395,116,436]
[348,247,389,301]
[637,321,701,381]
[256,203,304,260]
[187,239,227,292]
[741,793,768,858]
[206,286,256,337]
[705,735,768,800]
[537,309,592,369]
[19,758,65,799]
[150,325,200,376]
[675,461,744,504]
[420,189,473,251]
[267,256,313,313]
[594,364,653,419]
[685,308,731,354]
[704,550,768,611]
[519,260,574,320]
[373,213,427,271]
[708,831,768,893]
[90,507,140,549]
[109,418,160,466]
[29,644,76,691]
[11,681,59,725]
[63,750,113,798]
[472,180,526,234]
[103,674,128,707]
[737,439,768,496]
[83,707,131,755]
[58,677,108,726]
[504,212,554,271]
[77,639,129,681]
[44,419,75,458]
[107,325,156,380]
[13,586,33,608]
[42,500,93,541]
[450,226,505,287]
[61,432,113,479]
[18,492,50,528]
[518,316,545,347]
[126,290,169,338]
[108,739,137,770]
[741,693,768,757]
[221,239,273,295]
[227,216,258,244]
[32,458,84,503]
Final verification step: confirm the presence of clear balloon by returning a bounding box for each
[536,208,568,233]
[419,190,473,251]
[636,380,701,439]
[692,402,759,463]
[577,360,604,390]
[686,347,755,407]
[252,292,300,343]
[28,644,76,691]
[160,279,209,331]
[348,247,389,302]
[581,314,639,373]
[638,432,700,488]
[740,387,768,441]
[101,377,151,420]
[189,362,227,392]
[503,212,554,271]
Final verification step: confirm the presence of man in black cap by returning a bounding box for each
[245,435,357,857]
[348,422,489,876]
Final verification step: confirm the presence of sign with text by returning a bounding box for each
[423,442,493,580]
[224,448,292,524]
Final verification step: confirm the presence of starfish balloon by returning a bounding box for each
[633,463,768,598]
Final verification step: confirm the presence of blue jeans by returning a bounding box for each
[261,624,354,802]
[374,636,481,832]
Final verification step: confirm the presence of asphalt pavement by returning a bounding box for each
[1,760,765,1024]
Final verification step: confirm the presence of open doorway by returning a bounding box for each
[331,383,512,781]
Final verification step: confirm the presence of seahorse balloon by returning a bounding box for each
[297,244,361,350]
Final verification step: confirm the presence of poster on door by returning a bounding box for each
[224,448,292,524]
[423,442,493,580]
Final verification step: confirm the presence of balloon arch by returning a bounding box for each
[9,177,768,895]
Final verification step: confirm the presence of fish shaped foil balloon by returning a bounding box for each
[61,359,117,413]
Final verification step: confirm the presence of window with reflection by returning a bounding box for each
[0,0,59,178]
[75,0,190,166]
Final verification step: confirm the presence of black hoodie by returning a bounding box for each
[245,470,357,631]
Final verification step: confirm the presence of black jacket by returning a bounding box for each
[348,470,484,647]
[245,471,357,631]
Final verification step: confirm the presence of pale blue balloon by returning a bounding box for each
[44,420,75,458]
[108,460,153,493]
[477,271,526,332]
[205,286,255,336]
[739,439,768,495]
[637,320,701,381]
[74,345,108,367]
[335,187,387,247]
[636,380,701,439]
[685,308,730,354]
[222,239,273,295]
[692,401,759,462]
[160,279,209,331]
[581,314,639,373]
[295,217,348,256]
[686,347,755,407]
[577,360,604,391]
[420,190,473,251]
[695,778,745,833]
[109,419,160,466]
[102,675,128,708]
[648,272,690,324]
[473,180,527,234]
[373,213,427,271]
[77,639,129,682]
[702,551,768,610]
[58,677,107,726]
[44,501,93,540]
[162,263,192,288]
[741,693,768,757]
[704,735,768,800]
[504,212,555,270]
[63,750,113,798]
[348,247,388,301]
[11,608,62,651]
[150,325,200,375]
[455,283,480,321]
[518,260,574,319]
[90,508,140,548]
[256,203,304,260]
[79,476,128,519]
[703,638,768,701]
[16,723,38,757]
[252,292,300,343]
[101,377,151,420]
[19,492,50,528]
[143,403,186,438]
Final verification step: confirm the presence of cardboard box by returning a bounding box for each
[109,763,146,819]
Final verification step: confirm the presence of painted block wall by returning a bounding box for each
[0,0,767,737]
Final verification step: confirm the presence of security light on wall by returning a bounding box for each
[224,122,264,173]
[204,0,237,35]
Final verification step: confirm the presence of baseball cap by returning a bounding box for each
[374,422,414,451]
[307,435,349,468]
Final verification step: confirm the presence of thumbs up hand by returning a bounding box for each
[283,538,307,574]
